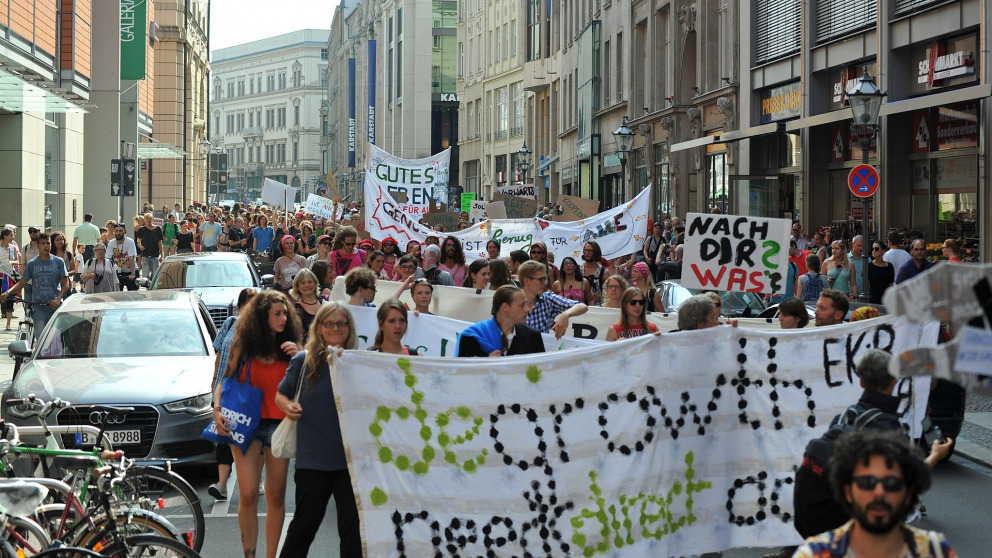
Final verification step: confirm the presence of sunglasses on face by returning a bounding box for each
[530,250,545,255]
[344,241,356,247]
[627,299,646,306]
[399,264,416,270]
[851,475,905,492]
[319,241,332,245]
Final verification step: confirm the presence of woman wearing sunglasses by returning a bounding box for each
[605,287,659,341]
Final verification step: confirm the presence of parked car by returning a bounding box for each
[756,300,886,322]
[657,279,768,317]
[145,252,272,328]
[3,291,218,463]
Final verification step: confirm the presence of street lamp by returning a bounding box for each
[613,116,635,196]
[846,66,886,302]
[517,142,532,187]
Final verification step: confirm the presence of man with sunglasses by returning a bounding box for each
[517,260,587,339]
[786,350,953,558]
[794,430,956,558]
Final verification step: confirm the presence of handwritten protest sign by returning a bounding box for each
[422,210,461,232]
[493,193,537,218]
[555,194,600,221]
[496,183,537,199]
[303,193,336,220]
[485,200,507,219]
[469,200,488,223]
[681,213,791,294]
[365,143,451,215]
[460,192,476,213]
[261,178,296,207]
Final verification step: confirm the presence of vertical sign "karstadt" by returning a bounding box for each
[120,0,146,80]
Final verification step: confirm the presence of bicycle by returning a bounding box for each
[0,479,53,556]
[2,397,205,551]
[5,295,35,378]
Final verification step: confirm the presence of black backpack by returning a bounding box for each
[793,405,887,538]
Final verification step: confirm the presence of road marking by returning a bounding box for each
[209,466,235,517]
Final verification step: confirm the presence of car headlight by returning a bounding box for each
[163,394,212,415]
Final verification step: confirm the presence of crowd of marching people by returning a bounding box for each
[26,199,954,557]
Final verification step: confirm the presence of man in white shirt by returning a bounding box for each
[882,231,910,280]
[72,213,102,263]
[106,222,138,290]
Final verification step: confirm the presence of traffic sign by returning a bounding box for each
[848,164,879,198]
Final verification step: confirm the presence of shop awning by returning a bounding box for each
[784,108,851,132]
[670,135,717,152]
[879,83,992,116]
[717,122,783,142]
[137,136,187,159]
[0,67,89,113]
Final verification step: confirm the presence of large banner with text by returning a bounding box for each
[333,316,931,557]
[365,143,451,214]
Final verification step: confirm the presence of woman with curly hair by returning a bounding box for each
[212,290,302,558]
[276,302,362,557]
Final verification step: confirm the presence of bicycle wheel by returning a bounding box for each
[30,547,102,558]
[111,467,204,552]
[53,508,178,550]
[101,534,202,558]
[4,515,53,556]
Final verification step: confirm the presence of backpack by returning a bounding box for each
[801,271,825,302]
[793,405,886,538]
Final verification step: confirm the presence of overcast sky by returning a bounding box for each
[209,0,335,51]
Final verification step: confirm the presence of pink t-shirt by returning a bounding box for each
[330,249,367,278]
[439,263,466,286]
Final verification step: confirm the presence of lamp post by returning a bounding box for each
[198,139,211,203]
[517,141,532,191]
[846,67,886,302]
[612,116,635,199]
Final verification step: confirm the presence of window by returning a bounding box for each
[706,151,729,213]
[503,24,508,60]
[214,115,220,133]
[249,112,254,127]
[815,0,876,43]
[250,78,254,95]
[266,109,275,129]
[396,41,403,98]
[277,143,286,163]
[226,115,234,133]
[277,107,286,127]
[237,80,245,96]
[616,32,623,101]
[256,145,261,162]
[467,102,475,138]
[527,0,541,61]
[603,39,611,106]
[294,105,300,126]
[511,20,517,57]
[496,86,508,139]
[510,82,524,136]
[293,142,298,162]
[754,0,800,63]
[458,42,464,77]
[236,113,244,132]
[265,144,275,163]
[236,147,244,164]
[320,48,328,60]
[267,75,275,91]
[248,146,253,162]
[227,82,234,98]
[278,73,287,90]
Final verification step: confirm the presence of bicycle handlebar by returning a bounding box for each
[4,393,69,419]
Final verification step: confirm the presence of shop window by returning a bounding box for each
[653,149,670,218]
[705,151,729,213]
[633,148,647,193]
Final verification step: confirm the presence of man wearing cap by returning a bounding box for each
[1,233,69,340]
[306,234,333,268]
[72,213,101,263]
[106,223,138,291]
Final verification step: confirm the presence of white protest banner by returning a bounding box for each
[346,305,600,356]
[333,277,784,338]
[364,180,434,245]
[469,200,488,224]
[496,183,537,199]
[365,142,451,214]
[303,193,336,220]
[261,178,297,208]
[681,213,792,294]
[333,316,929,557]
[539,187,651,261]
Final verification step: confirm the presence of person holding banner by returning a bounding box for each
[519,260,587,338]
[275,302,362,558]
[394,255,425,282]
[380,236,402,278]
[605,287,661,341]
[630,262,666,314]
[601,275,629,309]
[404,240,423,268]
[456,285,545,357]
[580,241,607,304]
[486,239,502,261]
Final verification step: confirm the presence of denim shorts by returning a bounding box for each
[253,419,281,449]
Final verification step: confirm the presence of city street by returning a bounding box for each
[1,303,991,557]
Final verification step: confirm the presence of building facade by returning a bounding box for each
[211,29,329,203]
[0,0,91,244]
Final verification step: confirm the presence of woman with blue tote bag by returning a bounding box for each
[212,290,303,558]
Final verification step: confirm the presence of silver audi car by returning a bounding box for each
[2,290,218,464]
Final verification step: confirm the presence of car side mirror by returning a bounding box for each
[7,340,31,359]
[260,274,275,287]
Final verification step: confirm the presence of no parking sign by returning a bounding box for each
[848,164,880,198]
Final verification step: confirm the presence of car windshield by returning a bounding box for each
[152,261,255,289]
[665,282,767,316]
[36,308,207,358]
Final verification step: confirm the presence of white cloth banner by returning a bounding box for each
[346,304,600,356]
[260,178,297,208]
[303,193,336,220]
[538,187,651,261]
[681,213,792,294]
[333,316,931,557]
[365,143,451,212]
[333,277,786,337]
[366,187,651,263]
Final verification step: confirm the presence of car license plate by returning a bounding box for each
[75,430,141,446]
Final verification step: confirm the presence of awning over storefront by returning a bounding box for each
[137,135,187,159]
[669,135,717,152]
[784,108,851,132]
[879,83,992,116]
[0,67,89,113]
[717,122,783,142]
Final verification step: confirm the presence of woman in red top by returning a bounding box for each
[329,226,367,280]
[605,287,660,341]
[213,290,303,558]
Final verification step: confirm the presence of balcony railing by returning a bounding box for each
[242,126,263,139]
[510,126,523,137]
[495,129,508,140]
